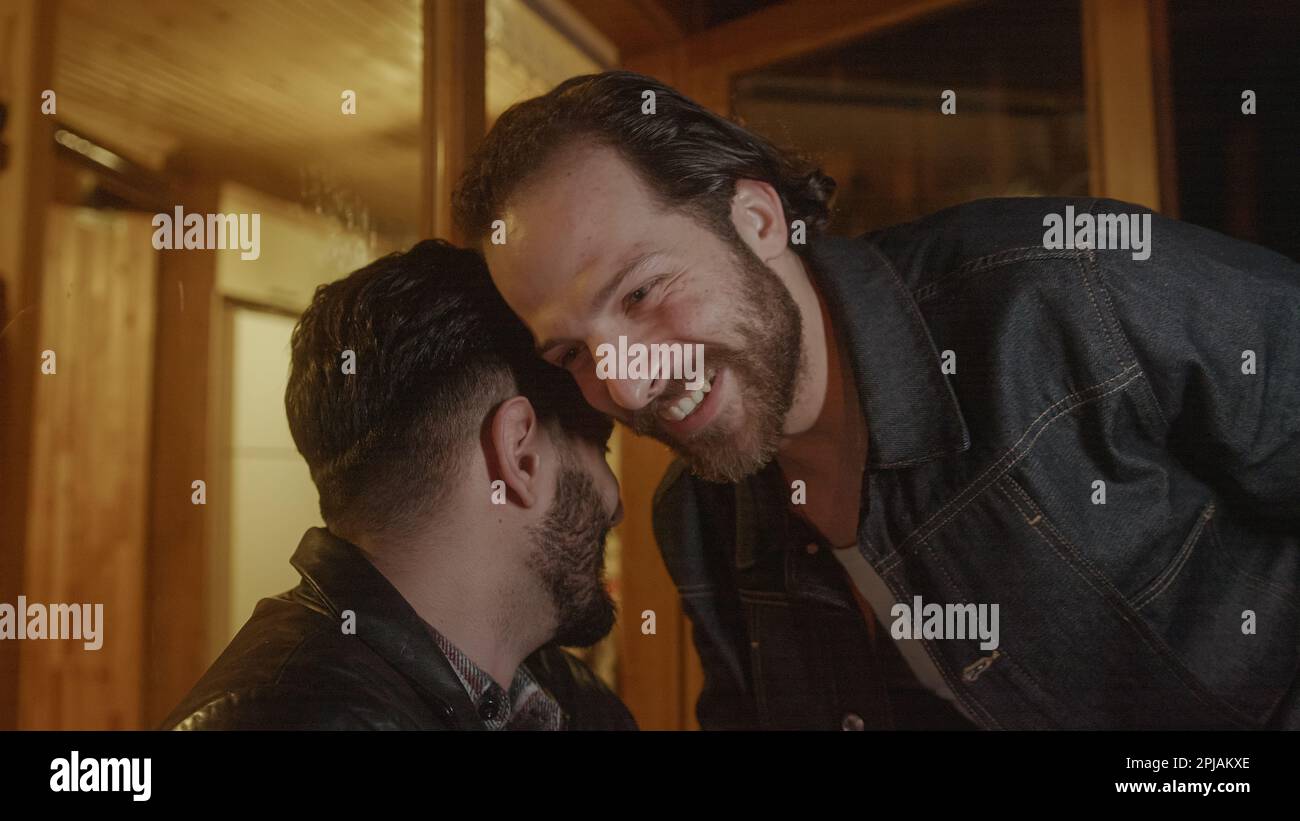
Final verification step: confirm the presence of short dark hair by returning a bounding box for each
[285,239,612,541]
[452,70,835,251]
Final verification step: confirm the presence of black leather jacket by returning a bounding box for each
[160,527,637,730]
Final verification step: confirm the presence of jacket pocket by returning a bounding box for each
[1130,503,1300,724]
[992,474,1255,726]
[1130,501,1216,611]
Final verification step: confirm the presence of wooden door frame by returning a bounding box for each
[0,0,57,730]
[1081,0,1164,210]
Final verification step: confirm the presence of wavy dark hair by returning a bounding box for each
[453,70,835,252]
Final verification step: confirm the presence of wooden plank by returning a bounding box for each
[0,0,57,731]
[20,207,158,729]
[612,427,682,729]
[141,177,221,727]
[1082,0,1161,210]
[421,0,486,242]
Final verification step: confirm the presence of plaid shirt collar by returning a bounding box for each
[421,620,567,731]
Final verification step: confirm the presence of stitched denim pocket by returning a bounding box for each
[1130,501,1216,611]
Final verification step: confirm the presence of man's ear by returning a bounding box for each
[730,178,789,264]
[486,395,545,509]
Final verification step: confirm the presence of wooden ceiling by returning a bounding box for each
[54,0,423,234]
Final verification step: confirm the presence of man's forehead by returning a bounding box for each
[486,144,666,331]
[510,240,658,349]
[494,206,652,319]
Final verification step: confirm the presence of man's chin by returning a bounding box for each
[630,385,783,483]
[683,450,772,484]
[554,594,617,649]
[673,429,776,484]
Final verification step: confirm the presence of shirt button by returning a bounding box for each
[841,712,865,731]
[805,542,820,555]
[478,693,503,723]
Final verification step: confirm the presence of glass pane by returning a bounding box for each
[732,0,1088,235]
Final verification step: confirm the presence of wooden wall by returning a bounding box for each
[0,0,56,731]
[19,207,158,728]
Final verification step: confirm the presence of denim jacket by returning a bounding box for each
[652,197,1300,730]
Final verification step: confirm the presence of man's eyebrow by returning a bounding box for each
[535,250,663,355]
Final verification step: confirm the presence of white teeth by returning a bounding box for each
[658,370,717,423]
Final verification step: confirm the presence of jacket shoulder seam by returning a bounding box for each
[913,247,1087,304]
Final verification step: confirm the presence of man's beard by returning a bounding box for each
[630,234,803,484]
[526,461,617,648]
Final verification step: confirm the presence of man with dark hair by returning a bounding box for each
[162,239,636,730]
[453,71,1300,730]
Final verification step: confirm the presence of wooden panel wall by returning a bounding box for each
[0,0,57,731]
[20,207,158,729]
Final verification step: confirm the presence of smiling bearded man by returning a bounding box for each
[453,71,1300,731]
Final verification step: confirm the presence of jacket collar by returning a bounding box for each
[806,235,970,469]
[289,527,485,729]
[729,235,970,576]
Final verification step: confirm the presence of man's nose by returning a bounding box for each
[590,334,666,413]
[610,498,624,528]
[604,374,664,412]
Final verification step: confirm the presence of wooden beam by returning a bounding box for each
[1082,0,1162,210]
[142,174,221,727]
[421,0,486,242]
[0,0,57,731]
[565,0,686,56]
[626,0,970,112]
